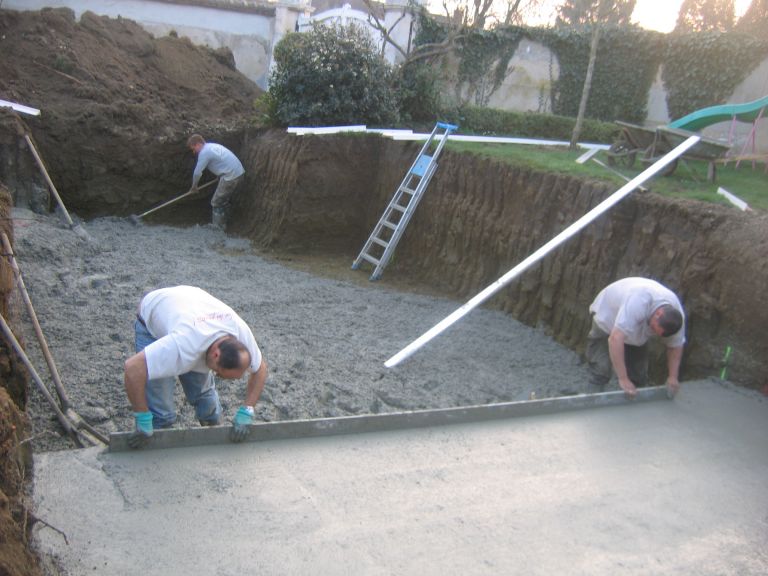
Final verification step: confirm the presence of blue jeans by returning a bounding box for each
[134,319,222,427]
[586,320,649,388]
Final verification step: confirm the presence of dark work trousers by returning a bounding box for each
[586,320,649,388]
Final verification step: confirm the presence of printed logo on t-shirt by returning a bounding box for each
[194,312,233,326]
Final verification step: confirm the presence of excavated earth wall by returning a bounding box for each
[230,130,768,390]
[0,185,41,576]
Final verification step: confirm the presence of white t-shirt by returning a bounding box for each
[589,277,685,347]
[139,286,262,380]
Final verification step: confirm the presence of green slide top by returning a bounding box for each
[668,95,768,132]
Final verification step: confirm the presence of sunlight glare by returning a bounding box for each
[427,0,753,31]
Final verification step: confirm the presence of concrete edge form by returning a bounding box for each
[109,386,670,452]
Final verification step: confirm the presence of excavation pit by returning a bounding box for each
[1,7,767,575]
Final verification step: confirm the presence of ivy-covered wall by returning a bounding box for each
[662,31,768,120]
[535,25,665,123]
[416,15,768,128]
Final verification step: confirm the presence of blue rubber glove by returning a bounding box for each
[230,406,254,443]
[128,411,154,449]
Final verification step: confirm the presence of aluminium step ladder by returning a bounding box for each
[352,121,458,280]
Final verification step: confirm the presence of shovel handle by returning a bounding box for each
[24,134,75,226]
[137,178,218,219]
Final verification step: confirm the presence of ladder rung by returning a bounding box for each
[353,122,454,280]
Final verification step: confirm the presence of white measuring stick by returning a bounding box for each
[384,135,701,368]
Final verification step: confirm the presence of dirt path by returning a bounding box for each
[11,208,595,452]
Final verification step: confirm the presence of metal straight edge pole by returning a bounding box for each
[385,135,701,368]
[109,386,670,452]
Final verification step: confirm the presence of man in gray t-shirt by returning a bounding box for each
[187,133,245,230]
[586,277,685,398]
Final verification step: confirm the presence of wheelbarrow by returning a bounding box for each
[605,121,657,169]
[606,121,732,180]
[643,126,732,181]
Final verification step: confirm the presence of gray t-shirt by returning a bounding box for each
[589,277,685,347]
[192,142,244,186]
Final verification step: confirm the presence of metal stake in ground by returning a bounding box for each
[385,135,701,368]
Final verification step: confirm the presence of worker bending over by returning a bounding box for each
[124,285,267,448]
[586,277,685,398]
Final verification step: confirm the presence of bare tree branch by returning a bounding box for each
[361,0,465,67]
[408,23,466,62]
[504,0,525,25]
[362,0,410,59]
[472,0,496,28]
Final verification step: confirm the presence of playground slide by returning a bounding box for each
[668,95,768,132]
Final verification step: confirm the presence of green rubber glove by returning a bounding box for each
[128,411,154,449]
[230,406,254,443]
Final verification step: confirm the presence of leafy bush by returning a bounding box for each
[268,23,399,126]
[252,92,279,127]
[396,62,443,123]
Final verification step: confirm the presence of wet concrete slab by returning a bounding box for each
[32,379,768,575]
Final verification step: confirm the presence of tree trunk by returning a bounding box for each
[569,24,601,151]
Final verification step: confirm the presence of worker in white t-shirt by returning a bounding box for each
[124,286,267,448]
[586,277,685,398]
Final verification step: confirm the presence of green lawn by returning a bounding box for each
[445,141,768,212]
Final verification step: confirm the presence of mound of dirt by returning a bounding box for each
[0,7,259,137]
[0,7,261,217]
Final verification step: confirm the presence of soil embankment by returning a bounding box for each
[0,185,41,576]
[233,132,768,389]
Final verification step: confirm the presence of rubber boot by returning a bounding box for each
[212,206,227,230]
